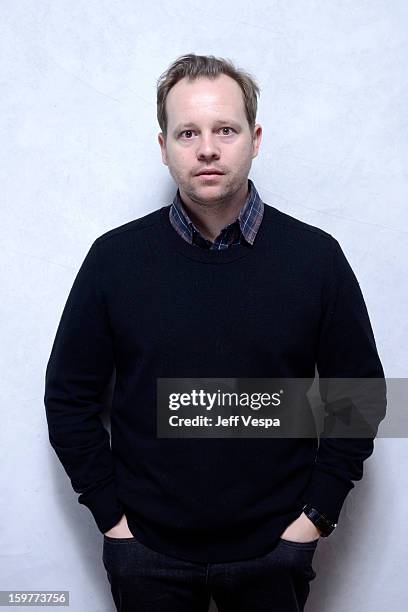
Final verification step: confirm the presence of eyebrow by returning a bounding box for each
[173,119,241,135]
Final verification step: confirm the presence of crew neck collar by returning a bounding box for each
[158,193,269,264]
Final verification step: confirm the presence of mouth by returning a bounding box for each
[196,172,224,179]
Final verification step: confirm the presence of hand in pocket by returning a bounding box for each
[104,514,134,538]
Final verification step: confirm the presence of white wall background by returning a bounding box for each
[1,1,407,610]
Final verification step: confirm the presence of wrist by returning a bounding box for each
[301,512,322,536]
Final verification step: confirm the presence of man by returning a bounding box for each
[44,53,386,611]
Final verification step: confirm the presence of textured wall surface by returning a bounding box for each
[1,1,407,610]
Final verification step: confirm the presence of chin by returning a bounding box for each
[193,190,221,200]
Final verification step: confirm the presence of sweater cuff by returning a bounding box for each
[301,468,353,524]
[78,481,125,534]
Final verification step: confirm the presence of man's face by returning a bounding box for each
[158,74,262,208]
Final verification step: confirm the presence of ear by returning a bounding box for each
[251,124,262,159]
[158,132,168,166]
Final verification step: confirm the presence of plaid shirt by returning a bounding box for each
[169,178,264,250]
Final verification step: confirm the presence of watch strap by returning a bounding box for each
[302,503,337,537]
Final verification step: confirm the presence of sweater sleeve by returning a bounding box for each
[44,240,124,534]
[302,237,387,524]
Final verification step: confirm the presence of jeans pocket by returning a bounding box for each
[102,535,141,576]
[277,537,318,581]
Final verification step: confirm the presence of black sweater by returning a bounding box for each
[44,202,386,563]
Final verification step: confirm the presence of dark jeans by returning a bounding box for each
[102,533,318,611]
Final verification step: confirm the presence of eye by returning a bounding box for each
[179,127,236,139]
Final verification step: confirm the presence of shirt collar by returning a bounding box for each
[169,178,264,247]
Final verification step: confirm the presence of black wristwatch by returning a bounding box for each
[302,504,337,537]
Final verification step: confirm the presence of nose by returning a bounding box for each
[196,132,221,161]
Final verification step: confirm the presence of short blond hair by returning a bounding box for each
[156,53,260,141]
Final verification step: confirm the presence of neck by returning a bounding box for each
[179,180,249,242]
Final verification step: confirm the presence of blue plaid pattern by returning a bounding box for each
[169,178,264,250]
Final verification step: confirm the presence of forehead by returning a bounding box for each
[165,74,246,125]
